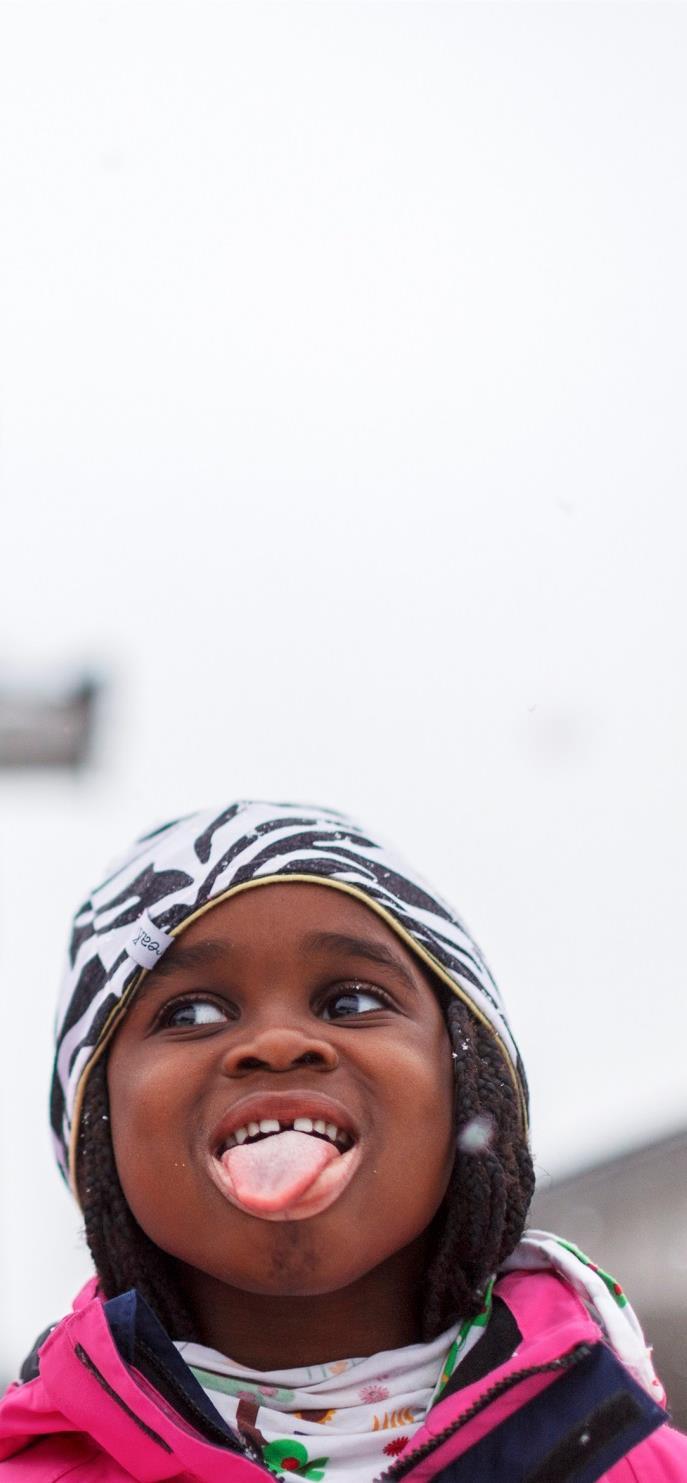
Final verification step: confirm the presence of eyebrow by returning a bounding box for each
[142,940,229,984]
[140,931,420,995]
[300,931,419,995]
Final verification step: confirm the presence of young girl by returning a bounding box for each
[1,799,684,1480]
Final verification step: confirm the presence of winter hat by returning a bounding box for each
[51,800,528,1190]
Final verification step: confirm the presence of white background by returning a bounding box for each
[0,2,685,1378]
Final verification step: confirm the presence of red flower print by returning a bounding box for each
[359,1383,390,1404]
[384,1437,410,1457]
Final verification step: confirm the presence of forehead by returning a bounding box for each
[148,880,440,997]
[183,881,401,940]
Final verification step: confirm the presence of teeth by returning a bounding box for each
[219,1114,352,1155]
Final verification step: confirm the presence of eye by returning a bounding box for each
[156,996,230,1030]
[319,982,393,1020]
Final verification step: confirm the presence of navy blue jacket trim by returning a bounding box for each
[430,1341,667,1483]
[104,1290,241,1451]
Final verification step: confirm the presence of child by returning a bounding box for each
[1,798,684,1480]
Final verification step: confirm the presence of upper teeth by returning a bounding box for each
[219,1117,350,1154]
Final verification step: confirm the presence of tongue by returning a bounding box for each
[219,1130,339,1214]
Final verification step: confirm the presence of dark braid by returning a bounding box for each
[77,1056,195,1340]
[77,998,534,1343]
[422,997,535,1339]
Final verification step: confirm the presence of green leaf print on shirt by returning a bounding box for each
[189,1366,295,1403]
[263,1438,329,1479]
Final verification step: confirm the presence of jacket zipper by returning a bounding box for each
[134,1334,243,1452]
[131,1335,278,1476]
[75,1343,174,1454]
[378,1341,594,1482]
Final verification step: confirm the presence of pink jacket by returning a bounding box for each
[1,1270,685,1481]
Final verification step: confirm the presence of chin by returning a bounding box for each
[174,1234,389,1303]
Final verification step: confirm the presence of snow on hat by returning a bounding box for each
[51,799,529,1189]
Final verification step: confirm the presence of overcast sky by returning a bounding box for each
[1,1,686,1377]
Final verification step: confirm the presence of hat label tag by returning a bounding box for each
[126,913,174,969]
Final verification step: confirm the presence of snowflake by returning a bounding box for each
[383,1436,410,1457]
[457,1114,495,1154]
[359,1383,390,1404]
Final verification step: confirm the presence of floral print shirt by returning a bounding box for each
[175,1318,484,1483]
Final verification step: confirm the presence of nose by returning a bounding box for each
[221,1022,339,1077]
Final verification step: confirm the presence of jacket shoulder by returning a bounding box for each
[495,1269,687,1477]
[494,1265,592,1337]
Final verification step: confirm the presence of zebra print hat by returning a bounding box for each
[51,799,529,1189]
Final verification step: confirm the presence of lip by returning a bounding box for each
[208,1090,360,1157]
[206,1089,363,1223]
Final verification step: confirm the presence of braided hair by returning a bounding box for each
[77,1055,194,1340]
[421,995,535,1337]
[77,996,534,1343]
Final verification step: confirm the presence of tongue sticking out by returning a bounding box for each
[219,1130,339,1215]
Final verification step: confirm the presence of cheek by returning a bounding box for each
[382,1036,455,1209]
[107,1053,189,1217]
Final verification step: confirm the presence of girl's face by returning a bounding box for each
[107,883,455,1302]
